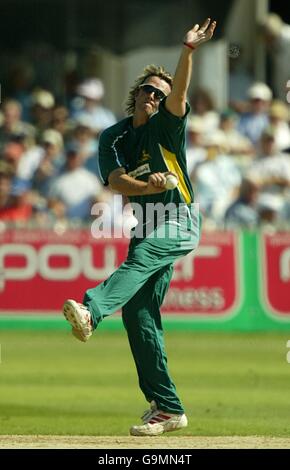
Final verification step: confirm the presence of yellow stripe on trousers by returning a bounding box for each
[159,144,192,204]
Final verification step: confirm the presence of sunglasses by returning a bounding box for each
[139,84,166,101]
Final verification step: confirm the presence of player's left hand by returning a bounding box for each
[184,18,216,49]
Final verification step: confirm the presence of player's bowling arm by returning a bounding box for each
[165,18,216,118]
[165,46,192,117]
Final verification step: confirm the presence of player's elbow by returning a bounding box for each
[165,96,187,117]
[108,168,126,192]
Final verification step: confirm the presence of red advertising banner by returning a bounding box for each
[0,230,240,317]
[164,231,241,316]
[261,232,290,318]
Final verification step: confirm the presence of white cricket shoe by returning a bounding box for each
[63,299,93,342]
[130,402,188,436]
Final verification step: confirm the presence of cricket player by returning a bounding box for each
[63,18,216,436]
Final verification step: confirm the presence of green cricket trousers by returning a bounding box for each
[83,208,200,414]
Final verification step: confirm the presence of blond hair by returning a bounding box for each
[124,64,173,116]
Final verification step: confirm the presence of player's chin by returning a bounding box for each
[144,103,156,114]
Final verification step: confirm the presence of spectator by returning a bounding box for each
[0,160,32,225]
[260,13,290,100]
[247,128,290,196]
[238,82,272,146]
[2,141,32,196]
[10,139,44,193]
[30,89,55,137]
[193,131,242,225]
[2,142,24,173]
[48,144,103,221]
[268,101,290,152]
[219,109,254,156]
[0,100,35,153]
[32,129,64,197]
[69,115,99,175]
[225,178,259,229]
[189,87,219,136]
[51,105,72,139]
[71,78,116,136]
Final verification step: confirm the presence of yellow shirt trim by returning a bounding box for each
[159,144,192,204]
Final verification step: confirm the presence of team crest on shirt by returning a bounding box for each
[128,163,151,179]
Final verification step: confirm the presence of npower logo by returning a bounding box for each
[0,243,221,287]
[0,244,118,286]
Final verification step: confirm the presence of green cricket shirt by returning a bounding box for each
[98,100,194,211]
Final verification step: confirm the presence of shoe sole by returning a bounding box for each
[63,300,85,330]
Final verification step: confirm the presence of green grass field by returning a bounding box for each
[0,327,290,437]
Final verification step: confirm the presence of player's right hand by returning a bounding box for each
[183,18,216,49]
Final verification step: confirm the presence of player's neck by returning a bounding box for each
[132,109,150,128]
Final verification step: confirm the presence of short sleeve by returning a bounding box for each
[155,100,190,135]
[150,100,190,158]
[98,129,127,186]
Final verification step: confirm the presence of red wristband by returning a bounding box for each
[183,42,196,51]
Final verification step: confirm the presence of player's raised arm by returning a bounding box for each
[165,18,216,117]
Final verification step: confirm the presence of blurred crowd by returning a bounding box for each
[0,78,290,233]
[0,78,119,233]
[188,82,290,230]
[0,12,290,233]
